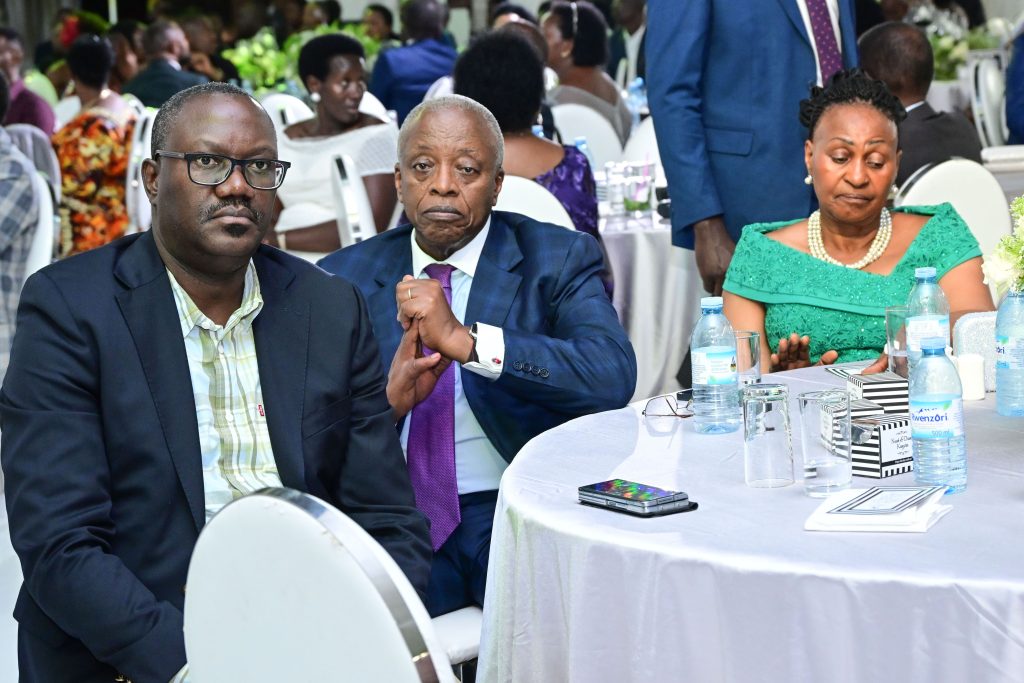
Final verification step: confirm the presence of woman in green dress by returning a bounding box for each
[723,70,994,373]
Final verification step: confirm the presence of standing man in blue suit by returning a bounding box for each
[320,95,637,617]
[646,0,859,296]
[1,82,431,682]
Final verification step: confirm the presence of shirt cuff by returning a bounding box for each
[462,322,503,379]
[170,663,190,683]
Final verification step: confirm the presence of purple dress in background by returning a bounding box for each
[535,145,613,297]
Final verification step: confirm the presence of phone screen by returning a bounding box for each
[580,479,679,501]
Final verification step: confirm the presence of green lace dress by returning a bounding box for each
[723,203,981,363]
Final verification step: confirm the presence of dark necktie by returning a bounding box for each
[805,0,843,83]
[406,263,459,551]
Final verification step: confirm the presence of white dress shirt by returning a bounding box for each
[400,217,509,494]
[625,25,646,85]
[796,0,843,86]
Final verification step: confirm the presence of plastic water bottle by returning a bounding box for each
[625,76,646,131]
[605,161,625,216]
[905,266,949,373]
[909,337,966,493]
[996,290,1024,416]
[531,123,544,138]
[574,136,596,172]
[690,297,740,434]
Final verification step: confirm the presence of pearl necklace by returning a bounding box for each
[807,208,892,270]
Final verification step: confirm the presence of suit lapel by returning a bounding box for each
[252,249,308,491]
[115,232,205,531]
[370,229,414,361]
[776,0,811,46]
[837,0,859,66]
[465,213,523,329]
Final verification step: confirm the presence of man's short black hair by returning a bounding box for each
[454,30,544,134]
[297,33,365,86]
[366,3,394,28]
[858,22,934,101]
[0,73,10,121]
[151,82,268,158]
[0,27,22,45]
[141,20,180,59]
[316,1,341,25]
[490,2,538,25]
[108,19,144,45]
[68,35,115,89]
[548,1,608,68]
[401,0,444,42]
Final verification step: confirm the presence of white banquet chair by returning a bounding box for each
[970,52,1009,147]
[184,488,463,683]
[551,103,622,169]
[330,153,377,246]
[259,92,314,131]
[621,115,659,166]
[359,91,392,123]
[5,123,61,204]
[25,171,57,277]
[1,493,22,683]
[494,176,575,230]
[52,95,81,130]
[125,107,157,234]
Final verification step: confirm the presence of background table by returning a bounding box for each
[478,367,1024,683]
[600,214,702,400]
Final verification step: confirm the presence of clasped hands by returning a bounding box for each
[770,333,887,374]
[386,275,476,420]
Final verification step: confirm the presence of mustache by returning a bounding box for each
[199,200,264,225]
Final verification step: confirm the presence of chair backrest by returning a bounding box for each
[53,96,81,130]
[359,91,392,123]
[621,116,660,168]
[25,171,56,277]
[330,153,377,247]
[259,93,314,131]
[551,103,623,169]
[5,123,61,204]
[125,108,158,234]
[494,176,575,230]
[184,488,455,683]
[971,52,1008,147]
[895,158,1012,300]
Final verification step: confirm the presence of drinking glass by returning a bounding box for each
[622,161,655,215]
[886,305,910,378]
[735,330,761,386]
[741,384,793,488]
[797,390,852,497]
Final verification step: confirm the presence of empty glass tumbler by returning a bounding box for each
[742,384,794,488]
[797,390,852,497]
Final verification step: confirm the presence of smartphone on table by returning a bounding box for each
[578,478,697,517]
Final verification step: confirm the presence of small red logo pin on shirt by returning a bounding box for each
[257,404,265,417]
[493,358,502,365]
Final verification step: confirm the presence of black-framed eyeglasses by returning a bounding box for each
[642,390,694,419]
[155,150,291,190]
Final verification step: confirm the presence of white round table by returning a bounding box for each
[478,367,1024,683]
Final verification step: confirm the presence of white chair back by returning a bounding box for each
[895,158,1012,299]
[259,93,314,131]
[970,52,1008,147]
[184,488,456,683]
[494,176,575,230]
[1,494,23,683]
[125,108,157,234]
[5,123,61,204]
[551,103,622,169]
[25,171,57,276]
[331,153,377,246]
[621,115,662,183]
[53,96,81,130]
[359,91,392,123]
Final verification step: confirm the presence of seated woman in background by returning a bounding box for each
[52,34,135,256]
[269,34,398,257]
[542,0,631,146]
[723,70,993,372]
[453,29,612,297]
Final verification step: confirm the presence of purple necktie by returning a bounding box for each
[805,0,843,83]
[406,263,459,551]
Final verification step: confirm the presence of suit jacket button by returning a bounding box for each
[539,368,549,378]
[531,367,541,375]
[513,361,523,371]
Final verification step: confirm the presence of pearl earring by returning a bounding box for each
[310,92,321,104]
[804,174,812,186]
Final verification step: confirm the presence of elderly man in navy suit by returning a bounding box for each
[1,82,430,682]
[320,95,637,616]
[647,0,858,296]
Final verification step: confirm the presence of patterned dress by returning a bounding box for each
[52,106,135,256]
[723,204,981,363]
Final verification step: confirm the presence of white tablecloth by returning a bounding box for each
[601,215,702,400]
[478,367,1024,683]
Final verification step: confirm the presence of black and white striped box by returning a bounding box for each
[851,414,913,478]
[847,372,909,415]
[828,399,885,450]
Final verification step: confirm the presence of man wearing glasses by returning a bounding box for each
[0,82,431,682]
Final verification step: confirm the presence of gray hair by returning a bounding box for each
[397,95,505,170]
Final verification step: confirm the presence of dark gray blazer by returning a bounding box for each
[897,102,983,188]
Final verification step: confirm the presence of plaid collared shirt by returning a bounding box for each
[167,262,282,523]
[0,128,39,383]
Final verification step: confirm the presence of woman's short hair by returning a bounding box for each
[298,33,365,85]
[366,3,394,29]
[490,2,538,25]
[799,68,907,140]
[548,1,608,68]
[453,30,544,134]
[68,35,115,88]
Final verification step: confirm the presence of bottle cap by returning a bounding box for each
[701,296,724,308]
[573,136,587,146]
[920,337,946,351]
[915,266,936,279]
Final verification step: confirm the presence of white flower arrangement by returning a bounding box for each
[983,196,1024,299]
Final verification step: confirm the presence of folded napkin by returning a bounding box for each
[804,486,951,532]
